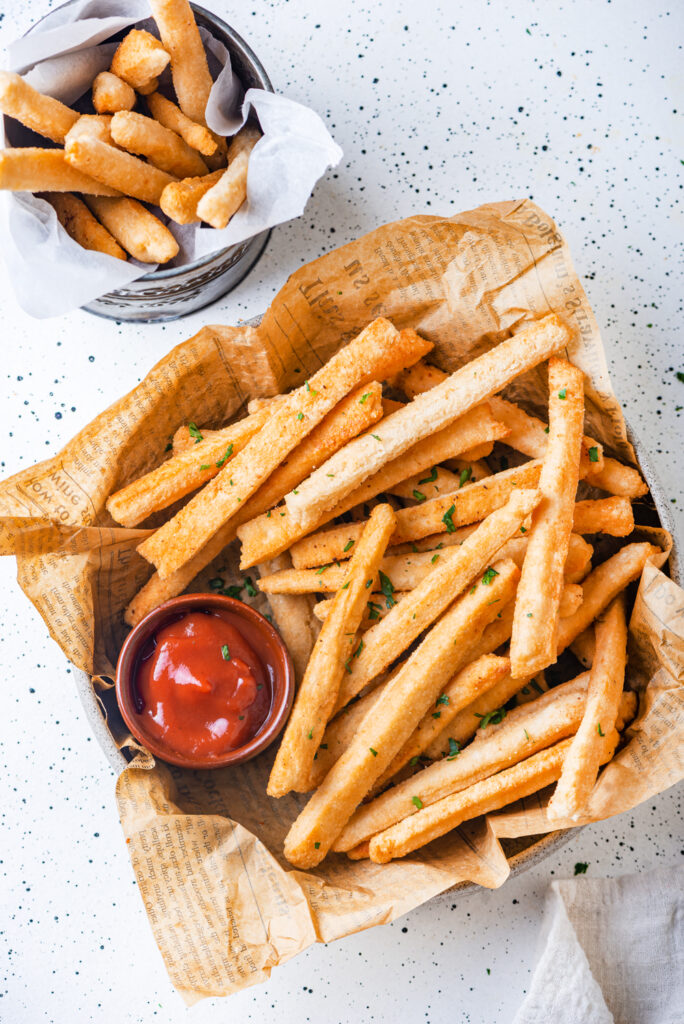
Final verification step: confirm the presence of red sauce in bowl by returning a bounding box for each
[133,609,273,759]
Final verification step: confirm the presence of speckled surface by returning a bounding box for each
[1,0,682,1020]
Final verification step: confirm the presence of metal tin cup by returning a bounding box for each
[9,2,274,323]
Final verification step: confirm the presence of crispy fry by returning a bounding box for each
[283,558,520,868]
[558,583,583,618]
[124,385,386,624]
[285,315,571,529]
[313,591,409,626]
[146,91,217,156]
[258,554,319,682]
[268,504,396,797]
[172,421,224,454]
[149,0,214,125]
[572,497,634,537]
[585,458,648,498]
[196,127,260,228]
[138,322,431,579]
[368,733,618,863]
[510,358,585,678]
[238,402,507,568]
[0,148,121,195]
[335,674,592,851]
[44,192,126,260]
[570,626,595,668]
[334,490,540,711]
[0,71,78,144]
[259,551,448,594]
[110,110,208,178]
[110,29,171,90]
[392,359,449,397]
[65,129,176,203]
[84,196,178,264]
[548,596,628,821]
[67,113,116,145]
[387,465,461,501]
[346,841,370,860]
[92,71,136,114]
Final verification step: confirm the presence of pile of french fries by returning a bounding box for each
[107,313,658,870]
[0,0,259,264]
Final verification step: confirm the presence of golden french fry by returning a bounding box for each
[387,465,461,501]
[146,91,217,156]
[283,559,520,868]
[65,130,176,203]
[510,358,585,678]
[44,192,126,260]
[268,505,396,797]
[335,490,541,711]
[285,315,571,529]
[585,459,648,498]
[110,29,170,90]
[368,732,618,863]
[0,71,78,143]
[392,359,449,397]
[196,127,260,228]
[67,114,116,146]
[548,595,628,821]
[336,673,592,851]
[84,196,178,264]
[139,322,432,579]
[258,555,319,682]
[149,0,214,124]
[346,841,370,860]
[136,77,159,96]
[0,148,121,195]
[572,497,634,537]
[558,583,583,618]
[172,422,224,454]
[570,626,595,668]
[110,110,208,178]
[313,591,409,626]
[259,552,444,594]
[92,71,136,114]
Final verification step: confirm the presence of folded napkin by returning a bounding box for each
[513,862,684,1024]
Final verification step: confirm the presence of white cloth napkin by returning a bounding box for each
[513,863,684,1024]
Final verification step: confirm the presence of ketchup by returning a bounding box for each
[133,609,272,759]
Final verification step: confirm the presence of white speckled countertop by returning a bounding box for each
[1,1,682,1020]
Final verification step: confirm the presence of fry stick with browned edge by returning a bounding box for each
[283,558,520,868]
[257,554,320,682]
[572,497,634,537]
[510,358,585,678]
[138,321,431,578]
[368,732,618,863]
[92,72,136,113]
[548,595,628,821]
[0,71,78,144]
[284,315,571,529]
[149,0,213,125]
[65,130,176,204]
[110,29,170,90]
[585,459,648,498]
[85,196,179,264]
[0,149,121,195]
[110,111,208,178]
[238,402,508,568]
[124,385,386,624]
[44,193,126,260]
[160,169,224,223]
[196,126,260,228]
[268,504,396,797]
[146,91,217,156]
[330,489,540,710]
[387,465,461,500]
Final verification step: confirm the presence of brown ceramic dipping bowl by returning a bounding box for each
[115,593,295,770]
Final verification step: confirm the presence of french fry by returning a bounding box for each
[136,78,159,96]
[172,422,224,454]
[110,110,208,178]
[510,358,585,678]
[138,321,431,579]
[67,114,116,145]
[149,0,214,125]
[313,591,409,625]
[285,315,571,529]
[92,71,136,114]
[146,91,217,156]
[268,505,396,796]
[558,583,583,618]
[334,490,541,711]
[585,459,648,498]
[44,192,127,260]
[259,552,445,594]
[572,497,634,537]
[283,558,520,868]
[335,673,592,851]
[196,127,260,228]
[570,626,595,668]
[110,29,171,91]
[548,596,628,821]
[444,459,492,483]
[0,148,121,195]
[368,733,618,863]
[257,555,320,682]
[387,465,461,501]
[0,71,78,144]
[374,655,512,790]
[346,841,371,860]
[392,359,449,397]
[84,196,178,264]
[123,384,386,624]
[65,130,176,203]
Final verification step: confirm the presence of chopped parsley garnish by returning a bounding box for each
[164,440,173,453]
[544,425,550,434]
[215,443,234,468]
[520,525,527,533]
[558,388,567,400]
[442,503,456,533]
[527,612,533,618]
[475,706,507,729]
[446,738,460,760]
[378,570,396,608]
[296,412,304,420]
[320,743,328,749]
[353,640,364,659]
[344,658,352,674]
[588,446,599,463]
[432,711,441,719]
[326,473,335,477]
[221,644,231,660]
[524,729,530,741]
[359,392,372,404]
[482,566,499,585]
[372,434,382,441]
[409,756,420,766]
[315,564,330,575]
[343,539,355,552]
[574,862,588,875]
[597,722,604,736]
[314,841,320,849]
[244,576,257,597]
[458,467,472,488]
[413,489,427,503]
[411,796,423,809]
[200,464,210,470]
[369,747,378,757]
[305,380,318,395]
[209,577,225,590]
[431,553,439,564]
[436,694,450,706]
[341,580,350,589]
[307,729,314,739]
[188,422,203,443]
[419,467,438,485]
[223,585,244,600]
[365,578,373,588]
[367,600,382,620]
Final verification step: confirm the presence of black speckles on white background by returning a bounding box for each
[0,1,682,1021]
